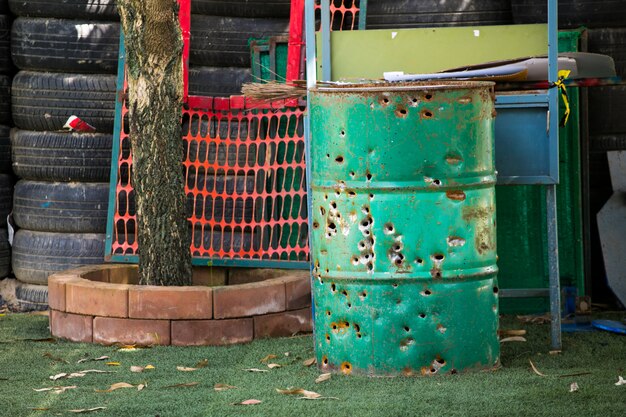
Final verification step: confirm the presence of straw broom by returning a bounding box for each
[241,80,308,101]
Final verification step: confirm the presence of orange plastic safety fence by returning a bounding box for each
[110,90,309,262]
[315,0,362,31]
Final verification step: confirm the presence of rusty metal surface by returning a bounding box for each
[309,81,499,376]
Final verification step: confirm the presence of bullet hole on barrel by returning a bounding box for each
[347,190,356,197]
[326,153,330,158]
[331,283,336,292]
[384,223,395,234]
[432,179,442,186]
[332,323,338,330]
[341,362,352,374]
[431,270,442,278]
[347,302,352,308]
[380,96,390,105]
[416,258,424,265]
[393,243,403,252]
[350,171,355,177]
[360,291,367,298]
[395,254,405,266]
[328,222,336,230]
[354,324,360,332]
[351,256,359,265]
[320,207,326,215]
[493,286,499,294]
[322,357,328,365]
[341,290,348,297]
[340,130,345,137]
[335,155,344,163]
[435,357,445,365]
[433,253,445,261]
[369,193,374,200]
[326,310,332,316]
[450,369,458,375]
[357,333,362,338]
[423,289,432,296]
[395,106,408,118]
[325,268,329,274]
[392,283,398,288]
[404,326,410,332]
[367,262,374,271]
[411,97,418,104]
[313,221,319,229]
[424,93,434,101]
[419,313,426,319]
[325,334,330,341]
[362,206,370,214]
[422,109,433,119]
[366,172,372,181]
[330,201,337,209]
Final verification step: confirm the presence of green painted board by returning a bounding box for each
[318,24,549,80]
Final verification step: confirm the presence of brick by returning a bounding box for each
[192,267,227,286]
[213,279,286,319]
[129,286,213,319]
[73,265,112,282]
[228,268,283,285]
[50,310,93,343]
[93,317,170,346]
[282,273,311,310]
[253,308,313,338]
[171,318,253,346]
[66,280,129,318]
[108,265,139,284]
[48,275,82,311]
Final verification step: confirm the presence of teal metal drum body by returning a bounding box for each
[309,82,499,376]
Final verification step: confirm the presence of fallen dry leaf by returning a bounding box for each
[234,399,262,406]
[276,388,322,399]
[303,357,316,367]
[260,354,277,364]
[177,366,198,372]
[50,370,115,381]
[163,382,199,388]
[267,363,282,369]
[130,366,145,373]
[284,352,290,357]
[105,362,121,367]
[244,368,269,373]
[298,396,340,401]
[498,329,527,337]
[214,383,237,392]
[529,360,547,377]
[616,376,626,386]
[33,385,77,394]
[137,384,146,391]
[549,350,562,355]
[500,336,527,343]
[95,382,136,393]
[68,407,106,413]
[195,359,209,368]
[77,356,110,364]
[570,382,579,392]
[117,345,140,352]
[145,365,155,370]
[517,313,551,324]
[315,373,332,384]
[43,352,68,364]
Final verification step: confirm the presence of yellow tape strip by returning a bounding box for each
[555,70,571,127]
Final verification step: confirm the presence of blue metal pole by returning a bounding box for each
[320,0,331,81]
[547,0,562,351]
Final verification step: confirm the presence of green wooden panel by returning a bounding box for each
[318,24,549,81]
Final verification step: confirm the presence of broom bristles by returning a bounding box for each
[241,81,307,101]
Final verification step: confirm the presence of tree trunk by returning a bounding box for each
[117,0,192,286]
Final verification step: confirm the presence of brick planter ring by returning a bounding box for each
[48,265,312,346]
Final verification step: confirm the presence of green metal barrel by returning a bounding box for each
[309,82,499,376]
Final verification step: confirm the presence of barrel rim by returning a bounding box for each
[312,80,495,93]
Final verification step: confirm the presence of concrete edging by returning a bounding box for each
[48,264,312,346]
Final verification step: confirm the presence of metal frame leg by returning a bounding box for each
[547,184,562,350]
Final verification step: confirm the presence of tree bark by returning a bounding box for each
[117,0,192,286]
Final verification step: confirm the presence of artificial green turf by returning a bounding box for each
[0,312,625,417]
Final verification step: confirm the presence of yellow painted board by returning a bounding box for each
[317,24,549,81]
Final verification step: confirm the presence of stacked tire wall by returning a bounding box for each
[188,0,291,96]
[0,0,14,286]
[8,0,118,310]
